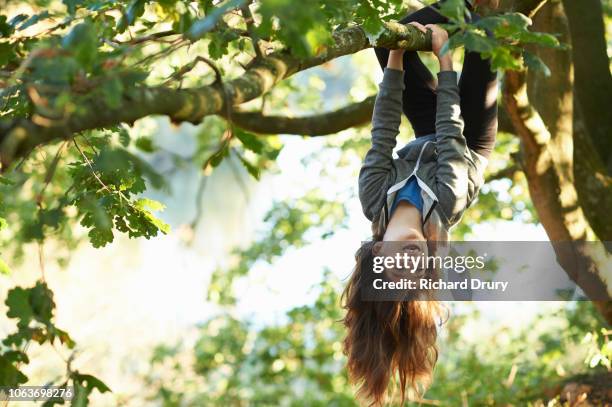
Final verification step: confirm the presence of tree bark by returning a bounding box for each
[561,0,612,171]
[560,0,612,241]
[502,0,612,323]
[223,96,375,136]
[504,69,612,324]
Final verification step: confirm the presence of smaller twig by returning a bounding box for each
[163,56,222,87]
[72,137,126,200]
[189,175,208,231]
[134,38,188,67]
[112,29,178,45]
[38,242,46,282]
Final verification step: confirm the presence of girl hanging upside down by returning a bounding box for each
[342,0,498,405]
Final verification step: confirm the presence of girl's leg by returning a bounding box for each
[458,14,499,158]
[374,4,450,138]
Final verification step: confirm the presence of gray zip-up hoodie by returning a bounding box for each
[358,67,488,241]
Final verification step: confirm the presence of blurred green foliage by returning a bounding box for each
[145,278,610,406]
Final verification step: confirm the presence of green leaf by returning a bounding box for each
[117,0,147,31]
[18,11,51,31]
[519,31,561,48]
[523,50,551,77]
[0,257,10,275]
[62,22,98,68]
[73,373,112,393]
[101,77,124,109]
[63,0,85,14]
[135,137,155,153]
[237,154,260,180]
[29,281,55,324]
[5,286,34,326]
[0,41,15,67]
[438,0,466,24]
[187,0,245,41]
[235,128,265,154]
[2,350,29,363]
[8,14,28,28]
[40,207,64,229]
[463,31,494,53]
[118,126,130,147]
[208,145,229,168]
[88,225,114,248]
[502,12,532,30]
[134,198,165,212]
[0,15,14,37]
[0,354,28,386]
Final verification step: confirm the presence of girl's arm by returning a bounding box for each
[358,50,405,222]
[414,23,470,223]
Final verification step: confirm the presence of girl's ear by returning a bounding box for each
[372,241,384,256]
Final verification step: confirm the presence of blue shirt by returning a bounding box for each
[390,175,423,214]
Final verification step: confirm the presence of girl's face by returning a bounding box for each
[378,201,427,281]
[373,240,429,283]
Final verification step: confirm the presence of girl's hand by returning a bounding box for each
[408,22,453,71]
[425,24,449,60]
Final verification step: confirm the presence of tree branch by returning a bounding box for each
[240,0,263,58]
[222,96,375,136]
[0,22,431,169]
[561,0,612,170]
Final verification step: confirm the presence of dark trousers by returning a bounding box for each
[373,2,499,158]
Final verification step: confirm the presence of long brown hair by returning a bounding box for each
[341,238,442,406]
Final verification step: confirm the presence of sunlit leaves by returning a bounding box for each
[0,257,10,274]
[71,372,112,406]
[436,4,563,73]
[117,0,147,32]
[64,0,85,14]
[439,0,467,24]
[1,281,109,401]
[233,127,281,180]
[187,0,245,40]
[68,144,168,247]
[0,353,28,386]
[149,272,352,405]
[3,282,75,348]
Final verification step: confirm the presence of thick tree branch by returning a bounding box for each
[227,92,520,138]
[0,22,431,169]
[526,0,612,242]
[222,96,375,136]
[504,69,611,323]
[561,0,612,170]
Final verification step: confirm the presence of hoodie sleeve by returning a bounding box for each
[358,67,404,222]
[432,70,469,223]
